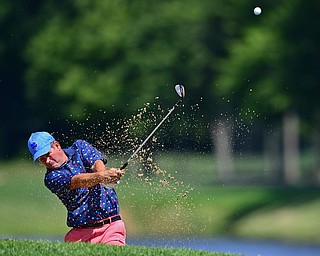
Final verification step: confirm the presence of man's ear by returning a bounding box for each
[53,141,62,149]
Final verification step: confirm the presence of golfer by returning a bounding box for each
[28,131,126,245]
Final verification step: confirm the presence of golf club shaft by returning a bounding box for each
[120,99,182,170]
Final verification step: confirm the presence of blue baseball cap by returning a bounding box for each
[28,132,55,162]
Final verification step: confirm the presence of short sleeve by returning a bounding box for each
[76,140,106,168]
[44,169,73,194]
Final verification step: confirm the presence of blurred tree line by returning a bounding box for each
[1,0,320,184]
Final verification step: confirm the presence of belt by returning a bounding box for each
[82,215,121,228]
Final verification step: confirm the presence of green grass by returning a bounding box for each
[1,154,320,244]
[0,240,241,256]
[192,186,320,243]
[0,160,69,235]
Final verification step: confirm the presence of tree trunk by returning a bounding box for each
[211,118,234,182]
[283,112,301,185]
[263,127,282,183]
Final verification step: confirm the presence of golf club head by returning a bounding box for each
[175,84,185,99]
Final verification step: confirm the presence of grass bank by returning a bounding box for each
[0,240,240,256]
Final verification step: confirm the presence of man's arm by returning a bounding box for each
[91,159,107,172]
[70,160,125,190]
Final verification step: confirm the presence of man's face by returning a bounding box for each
[38,141,67,169]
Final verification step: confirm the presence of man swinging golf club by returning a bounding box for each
[28,132,126,245]
[27,84,185,245]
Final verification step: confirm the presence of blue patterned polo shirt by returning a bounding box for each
[44,140,120,227]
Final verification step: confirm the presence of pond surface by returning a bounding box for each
[127,236,320,256]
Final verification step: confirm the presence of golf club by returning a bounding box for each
[103,85,185,188]
[120,84,186,170]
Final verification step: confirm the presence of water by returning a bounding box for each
[127,236,320,256]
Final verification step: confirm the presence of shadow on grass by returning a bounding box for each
[225,186,320,231]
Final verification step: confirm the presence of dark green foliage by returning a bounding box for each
[0,0,319,158]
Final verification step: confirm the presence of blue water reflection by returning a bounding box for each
[127,236,320,256]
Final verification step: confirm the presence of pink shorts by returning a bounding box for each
[64,219,126,245]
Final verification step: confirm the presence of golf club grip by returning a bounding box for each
[120,162,128,170]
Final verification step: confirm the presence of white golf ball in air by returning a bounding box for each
[254,7,262,15]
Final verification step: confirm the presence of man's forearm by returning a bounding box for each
[70,173,104,190]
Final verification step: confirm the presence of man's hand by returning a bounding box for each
[103,168,125,184]
[91,160,125,183]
